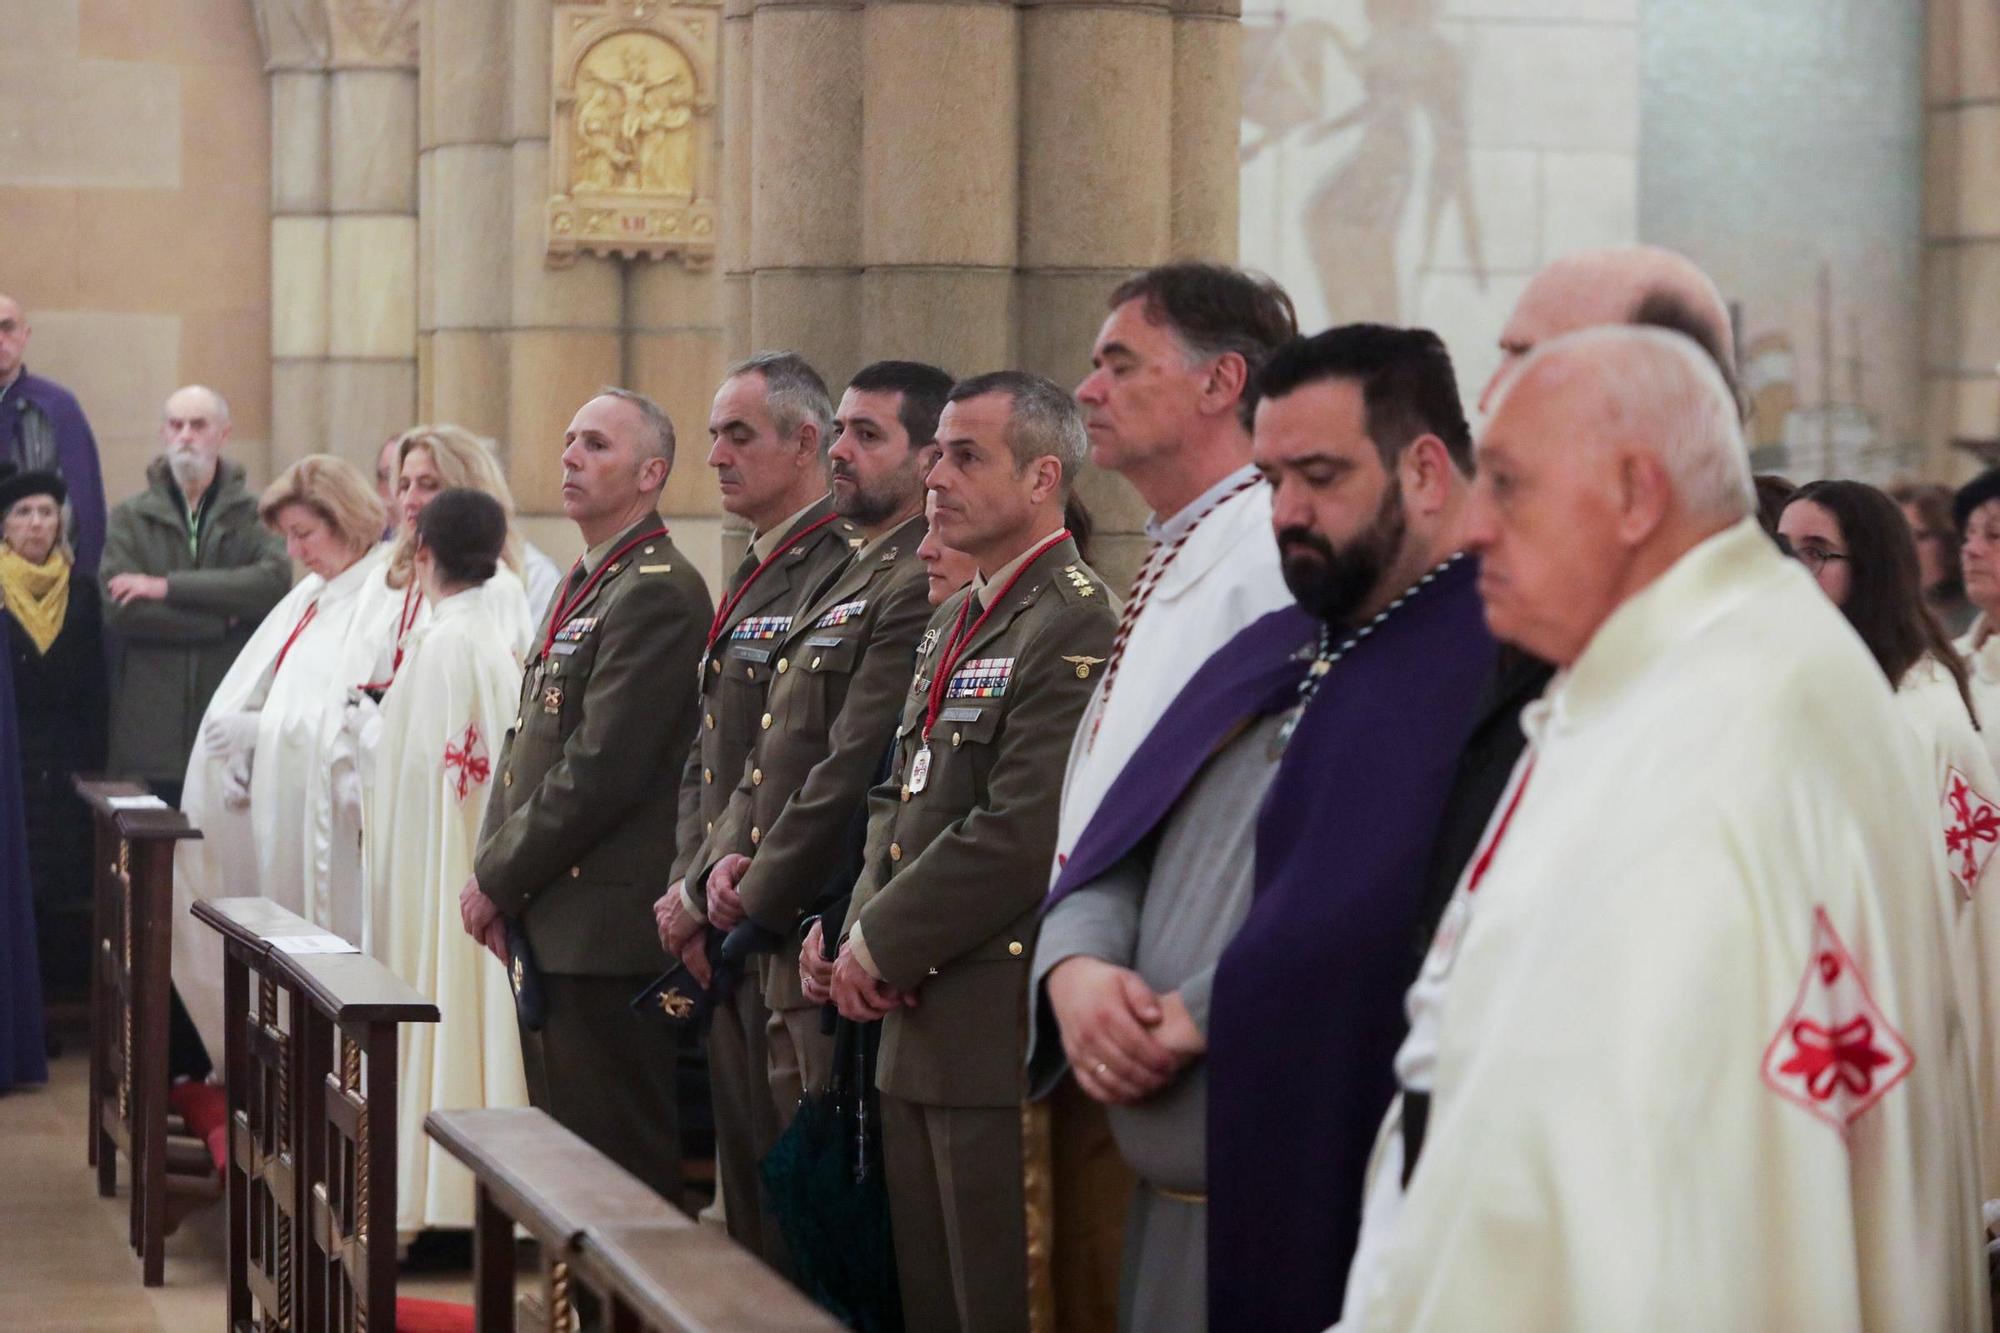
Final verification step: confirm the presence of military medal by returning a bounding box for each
[908,743,933,794]
[542,684,564,714]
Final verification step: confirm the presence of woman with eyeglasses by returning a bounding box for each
[1779,479,1979,741]
[1784,479,2000,1204]
[1955,468,2000,776]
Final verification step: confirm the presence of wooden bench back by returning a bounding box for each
[74,778,205,1288]
[426,1107,844,1333]
[194,895,439,1333]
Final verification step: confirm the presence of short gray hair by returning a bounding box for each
[1523,325,1753,526]
[948,370,1090,494]
[726,351,834,451]
[596,386,676,465]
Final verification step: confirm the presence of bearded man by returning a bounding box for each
[1034,324,1497,1332]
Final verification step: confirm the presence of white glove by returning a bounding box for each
[202,710,260,760]
[220,750,253,811]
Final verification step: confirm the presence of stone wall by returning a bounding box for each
[1925,0,2000,477]
[0,0,273,505]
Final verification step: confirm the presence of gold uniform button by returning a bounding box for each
[777,658,789,674]
[750,826,762,845]
[503,771,513,786]
[811,656,822,669]
[705,712,715,729]
[1008,941,1023,957]
[569,866,581,878]
[889,843,903,862]
[746,665,756,679]
[643,544,656,555]
[752,768,764,786]
[706,820,714,836]
[951,732,963,748]
[761,712,773,729]
[703,767,713,785]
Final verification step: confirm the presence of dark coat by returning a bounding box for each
[100,459,292,784]
[7,576,108,900]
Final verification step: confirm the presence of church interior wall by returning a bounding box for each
[0,0,274,502]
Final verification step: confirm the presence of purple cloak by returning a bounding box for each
[1206,556,1495,1332]
[5,370,107,573]
[0,641,49,1091]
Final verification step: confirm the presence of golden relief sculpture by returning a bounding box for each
[549,1,720,267]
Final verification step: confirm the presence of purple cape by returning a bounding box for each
[1208,557,1494,1332]
[1046,603,1319,906]
[0,643,48,1091]
[7,370,107,573]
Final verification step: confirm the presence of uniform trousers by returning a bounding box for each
[711,968,786,1269]
[764,996,835,1126]
[880,1091,1028,1333]
[518,973,684,1211]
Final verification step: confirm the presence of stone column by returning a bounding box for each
[730,0,1241,587]
[1923,0,2000,477]
[259,0,419,475]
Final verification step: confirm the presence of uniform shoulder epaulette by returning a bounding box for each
[1051,561,1107,605]
[635,539,674,574]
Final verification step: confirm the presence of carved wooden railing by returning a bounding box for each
[74,777,210,1287]
[194,896,439,1332]
[425,1107,844,1333]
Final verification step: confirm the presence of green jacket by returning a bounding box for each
[99,458,291,784]
[689,511,933,1011]
[668,496,859,885]
[844,534,1117,1108]
[476,518,713,976]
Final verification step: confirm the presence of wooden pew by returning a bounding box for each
[193,896,440,1332]
[74,777,210,1287]
[425,1107,845,1333]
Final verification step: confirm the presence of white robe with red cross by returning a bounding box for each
[1896,653,2000,1208]
[362,587,528,1232]
[1342,521,1987,1331]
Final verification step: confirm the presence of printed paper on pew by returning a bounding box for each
[105,795,170,811]
[272,934,361,955]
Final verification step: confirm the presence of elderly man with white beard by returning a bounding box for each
[1338,326,1987,1330]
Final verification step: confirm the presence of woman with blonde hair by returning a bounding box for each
[171,454,385,1063]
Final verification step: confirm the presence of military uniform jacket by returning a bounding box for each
[669,496,858,886]
[475,518,713,976]
[843,534,1117,1108]
[687,512,933,1011]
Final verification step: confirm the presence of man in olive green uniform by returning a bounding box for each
[464,387,712,1206]
[685,361,954,1138]
[655,352,856,1261]
[832,372,1119,1333]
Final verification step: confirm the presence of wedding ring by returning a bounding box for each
[1094,1061,1109,1077]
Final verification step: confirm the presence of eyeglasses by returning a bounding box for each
[1786,544,1849,574]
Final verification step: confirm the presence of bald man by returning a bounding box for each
[1340,327,1985,1329]
[0,294,107,570]
[1477,244,1739,417]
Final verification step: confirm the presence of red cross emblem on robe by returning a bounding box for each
[443,722,491,802]
[1942,766,2000,897]
[1760,907,1913,1131]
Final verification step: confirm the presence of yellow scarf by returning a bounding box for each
[0,545,70,655]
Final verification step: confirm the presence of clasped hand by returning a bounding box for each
[458,874,508,963]
[1045,956,1203,1105]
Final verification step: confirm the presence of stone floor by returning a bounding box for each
[0,1049,474,1331]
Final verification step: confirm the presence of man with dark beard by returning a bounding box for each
[668,359,951,1210]
[1034,324,1497,1332]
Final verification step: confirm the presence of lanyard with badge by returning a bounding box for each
[908,528,1069,795]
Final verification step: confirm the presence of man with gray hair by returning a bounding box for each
[1340,326,1985,1328]
[654,350,858,1259]
[101,385,290,806]
[0,293,107,570]
[830,370,1118,1332]
[469,387,714,1207]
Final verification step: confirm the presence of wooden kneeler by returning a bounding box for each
[74,778,213,1287]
